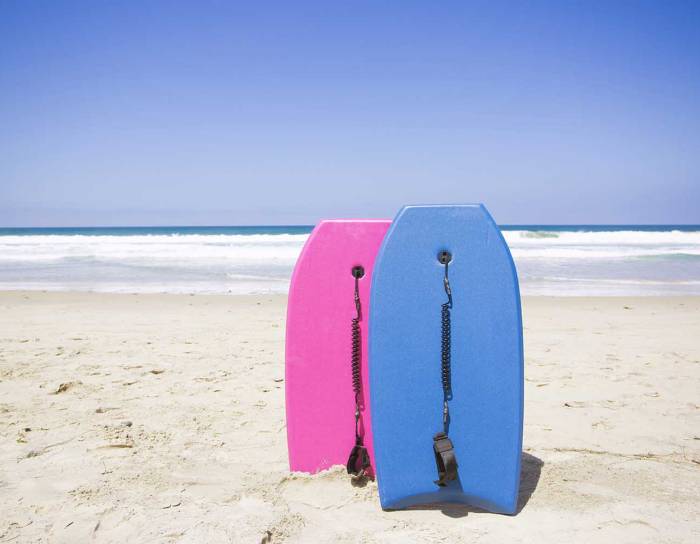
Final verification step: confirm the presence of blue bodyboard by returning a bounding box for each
[369,204,524,513]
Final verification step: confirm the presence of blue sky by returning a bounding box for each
[1,0,698,226]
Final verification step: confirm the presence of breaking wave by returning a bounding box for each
[0,227,698,295]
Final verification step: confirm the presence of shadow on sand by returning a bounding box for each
[403,451,544,518]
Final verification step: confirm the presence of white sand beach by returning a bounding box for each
[0,292,698,543]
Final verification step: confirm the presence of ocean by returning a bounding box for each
[0,225,699,296]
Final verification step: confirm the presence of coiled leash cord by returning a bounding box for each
[433,251,458,486]
[347,265,371,478]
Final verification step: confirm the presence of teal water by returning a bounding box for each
[0,225,315,236]
[1,224,698,236]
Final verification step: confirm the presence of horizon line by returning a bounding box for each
[2,223,700,230]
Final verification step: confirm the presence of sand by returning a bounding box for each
[0,291,698,543]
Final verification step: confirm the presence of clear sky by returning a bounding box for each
[1,0,698,226]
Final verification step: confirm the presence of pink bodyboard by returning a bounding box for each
[285,219,391,474]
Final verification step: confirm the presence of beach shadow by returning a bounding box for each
[401,451,544,518]
[516,452,543,514]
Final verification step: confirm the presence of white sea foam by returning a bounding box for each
[0,230,699,295]
[0,234,308,264]
[503,230,700,244]
[502,230,700,265]
[0,233,307,294]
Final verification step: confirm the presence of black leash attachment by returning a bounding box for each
[347,265,371,479]
[433,250,458,487]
